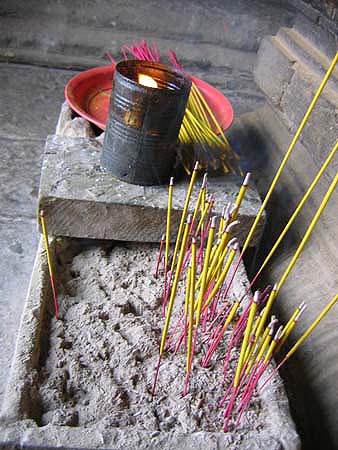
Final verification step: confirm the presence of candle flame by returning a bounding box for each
[138,74,158,88]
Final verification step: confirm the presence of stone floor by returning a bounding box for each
[1,1,337,449]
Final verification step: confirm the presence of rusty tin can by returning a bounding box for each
[101,60,191,185]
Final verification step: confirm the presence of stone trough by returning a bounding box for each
[0,237,300,450]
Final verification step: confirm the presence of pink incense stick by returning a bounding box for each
[258,356,288,393]
[165,311,185,350]
[151,42,160,62]
[222,331,238,377]
[182,326,199,396]
[151,354,162,396]
[162,270,173,316]
[105,51,117,67]
[218,378,235,409]
[122,47,129,60]
[154,234,165,278]
[223,386,240,432]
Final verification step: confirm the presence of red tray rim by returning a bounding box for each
[65,65,234,131]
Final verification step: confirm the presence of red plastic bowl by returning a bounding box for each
[65,65,234,131]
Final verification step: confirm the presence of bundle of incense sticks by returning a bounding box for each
[152,167,338,431]
[107,40,241,175]
[167,49,241,175]
[151,51,338,431]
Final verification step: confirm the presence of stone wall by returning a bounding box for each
[253,14,338,450]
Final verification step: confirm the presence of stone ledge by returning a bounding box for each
[37,133,264,246]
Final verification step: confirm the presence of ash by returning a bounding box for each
[38,241,262,433]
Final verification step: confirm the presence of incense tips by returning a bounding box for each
[243,172,251,187]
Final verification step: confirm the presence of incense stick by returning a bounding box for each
[40,210,59,320]
[260,293,338,393]
[160,215,192,355]
[186,238,196,374]
[170,162,199,275]
[276,172,338,295]
[165,177,174,272]
[154,234,165,278]
[234,291,260,388]
[250,140,338,288]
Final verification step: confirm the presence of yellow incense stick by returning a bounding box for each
[195,217,217,326]
[234,291,260,386]
[281,302,305,339]
[217,206,227,238]
[184,266,191,317]
[195,197,212,236]
[160,216,192,354]
[187,238,197,372]
[250,317,278,367]
[201,182,206,213]
[254,284,278,343]
[40,210,59,319]
[246,319,276,375]
[202,240,238,310]
[165,177,174,270]
[256,327,273,363]
[285,293,338,360]
[257,141,338,279]
[263,326,284,364]
[171,162,199,273]
[277,172,338,295]
[208,239,221,279]
[275,304,306,354]
[250,316,278,367]
[244,307,266,364]
[192,174,207,228]
[222,300,240,332]
[208,222,239,283]
[232,173,251,221]
[241,52,338,255]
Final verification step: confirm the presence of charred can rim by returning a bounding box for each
[114,60,192,96]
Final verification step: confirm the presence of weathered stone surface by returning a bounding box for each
[254,36,296,107]
[0,0,297,60]
[56,102,95,138]
[280,69,338,163]
[0,64,76,141]
[0,238,300,450]
[38,135,264,245]
[254,15,338,170]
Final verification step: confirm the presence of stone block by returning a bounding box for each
[38,135,264,246]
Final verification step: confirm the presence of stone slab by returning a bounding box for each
[38,134,264,246]
[0,237,300,450]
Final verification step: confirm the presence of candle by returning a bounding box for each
[138,73,158,88]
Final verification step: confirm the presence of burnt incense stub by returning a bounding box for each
[102,60,191,186]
